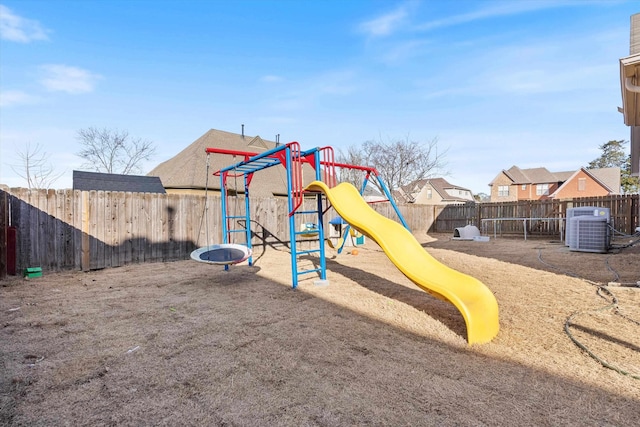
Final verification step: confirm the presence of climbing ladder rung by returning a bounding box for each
[228,229,246,233]
[296,249,321,256]
[227,215,245,219]
[298,267,322,276]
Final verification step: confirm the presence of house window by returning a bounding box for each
[498,185,509,197]
[536,184,549,196]
[578,178,586,191]
[521,185,526,190]
[426,189,432,199]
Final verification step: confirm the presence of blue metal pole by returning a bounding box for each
[375,174,410,230]
[244,174,253,266]
[361,171,410,231]
[313,149,327,280]
[360,174,370,195]
[221,172,228,243]
[286,145,299,288]
[220,171,230,271]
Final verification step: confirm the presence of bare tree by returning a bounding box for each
[76,127,156,174]
[335,144,369,191]
[474,192,490,203]
[337,134,448,198]
[11,143,65,189]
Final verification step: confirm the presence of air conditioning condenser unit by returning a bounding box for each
[568,215,610,253]
[565,207,610,247]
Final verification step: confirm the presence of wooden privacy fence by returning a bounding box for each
[1,188,637,278]
[0,188,430,276]
[430,195,639,237]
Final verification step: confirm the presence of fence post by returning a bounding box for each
[81,191,90,271]
[0,190,7,279]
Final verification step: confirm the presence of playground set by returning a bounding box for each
[191,141,500,344]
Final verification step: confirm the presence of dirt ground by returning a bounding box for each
[1,232,639,426]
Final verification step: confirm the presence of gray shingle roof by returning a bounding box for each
[73,170,166,193]
[147,129,318,198]
[426,178,472,201]
[552,170,575,181]
[502,166,530,183]
[505,166,560,184]
[588,167,621,193]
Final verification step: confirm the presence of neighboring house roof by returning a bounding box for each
[550,167,619,196]
[391,189,404,202]
[397,179,428,202]
[147,129,317,198]
[72,170,166,193]
[399,177,473,203]
[500,166,562,185]
[552,170,575,181]
[502,166,533,183]
[427,178,473,202]
[588,167,621,192]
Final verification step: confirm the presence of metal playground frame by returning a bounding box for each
[204,141,408,288]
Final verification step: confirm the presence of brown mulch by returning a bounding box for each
[1,233,639,426]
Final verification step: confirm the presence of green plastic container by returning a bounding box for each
[24,267,43,278]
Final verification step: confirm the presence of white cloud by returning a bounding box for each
[0,89,40,107]
[0,5,50,43]
[357,1,571,40]
[358,6,408,37]
[414,1,579,33]
[39,64,102,94]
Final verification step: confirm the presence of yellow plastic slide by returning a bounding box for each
[306,181,499,344]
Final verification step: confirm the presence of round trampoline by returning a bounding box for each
[190,244,252,265]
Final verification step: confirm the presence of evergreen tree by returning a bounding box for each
[587,140,639,194]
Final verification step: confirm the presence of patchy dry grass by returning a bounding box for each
[1,233,639,425]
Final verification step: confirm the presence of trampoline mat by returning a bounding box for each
[197,247,247,262]
[191,244,252,265]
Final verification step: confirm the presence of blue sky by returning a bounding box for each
[0,0,637,194]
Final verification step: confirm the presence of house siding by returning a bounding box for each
[525,182,560,201]
[490,174,518,202]
[413,184,473,205]
[516,183,531,200]
[414,184,442,204]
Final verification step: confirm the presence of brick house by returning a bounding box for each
[397,178,475,205]
[489,166,620,202]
